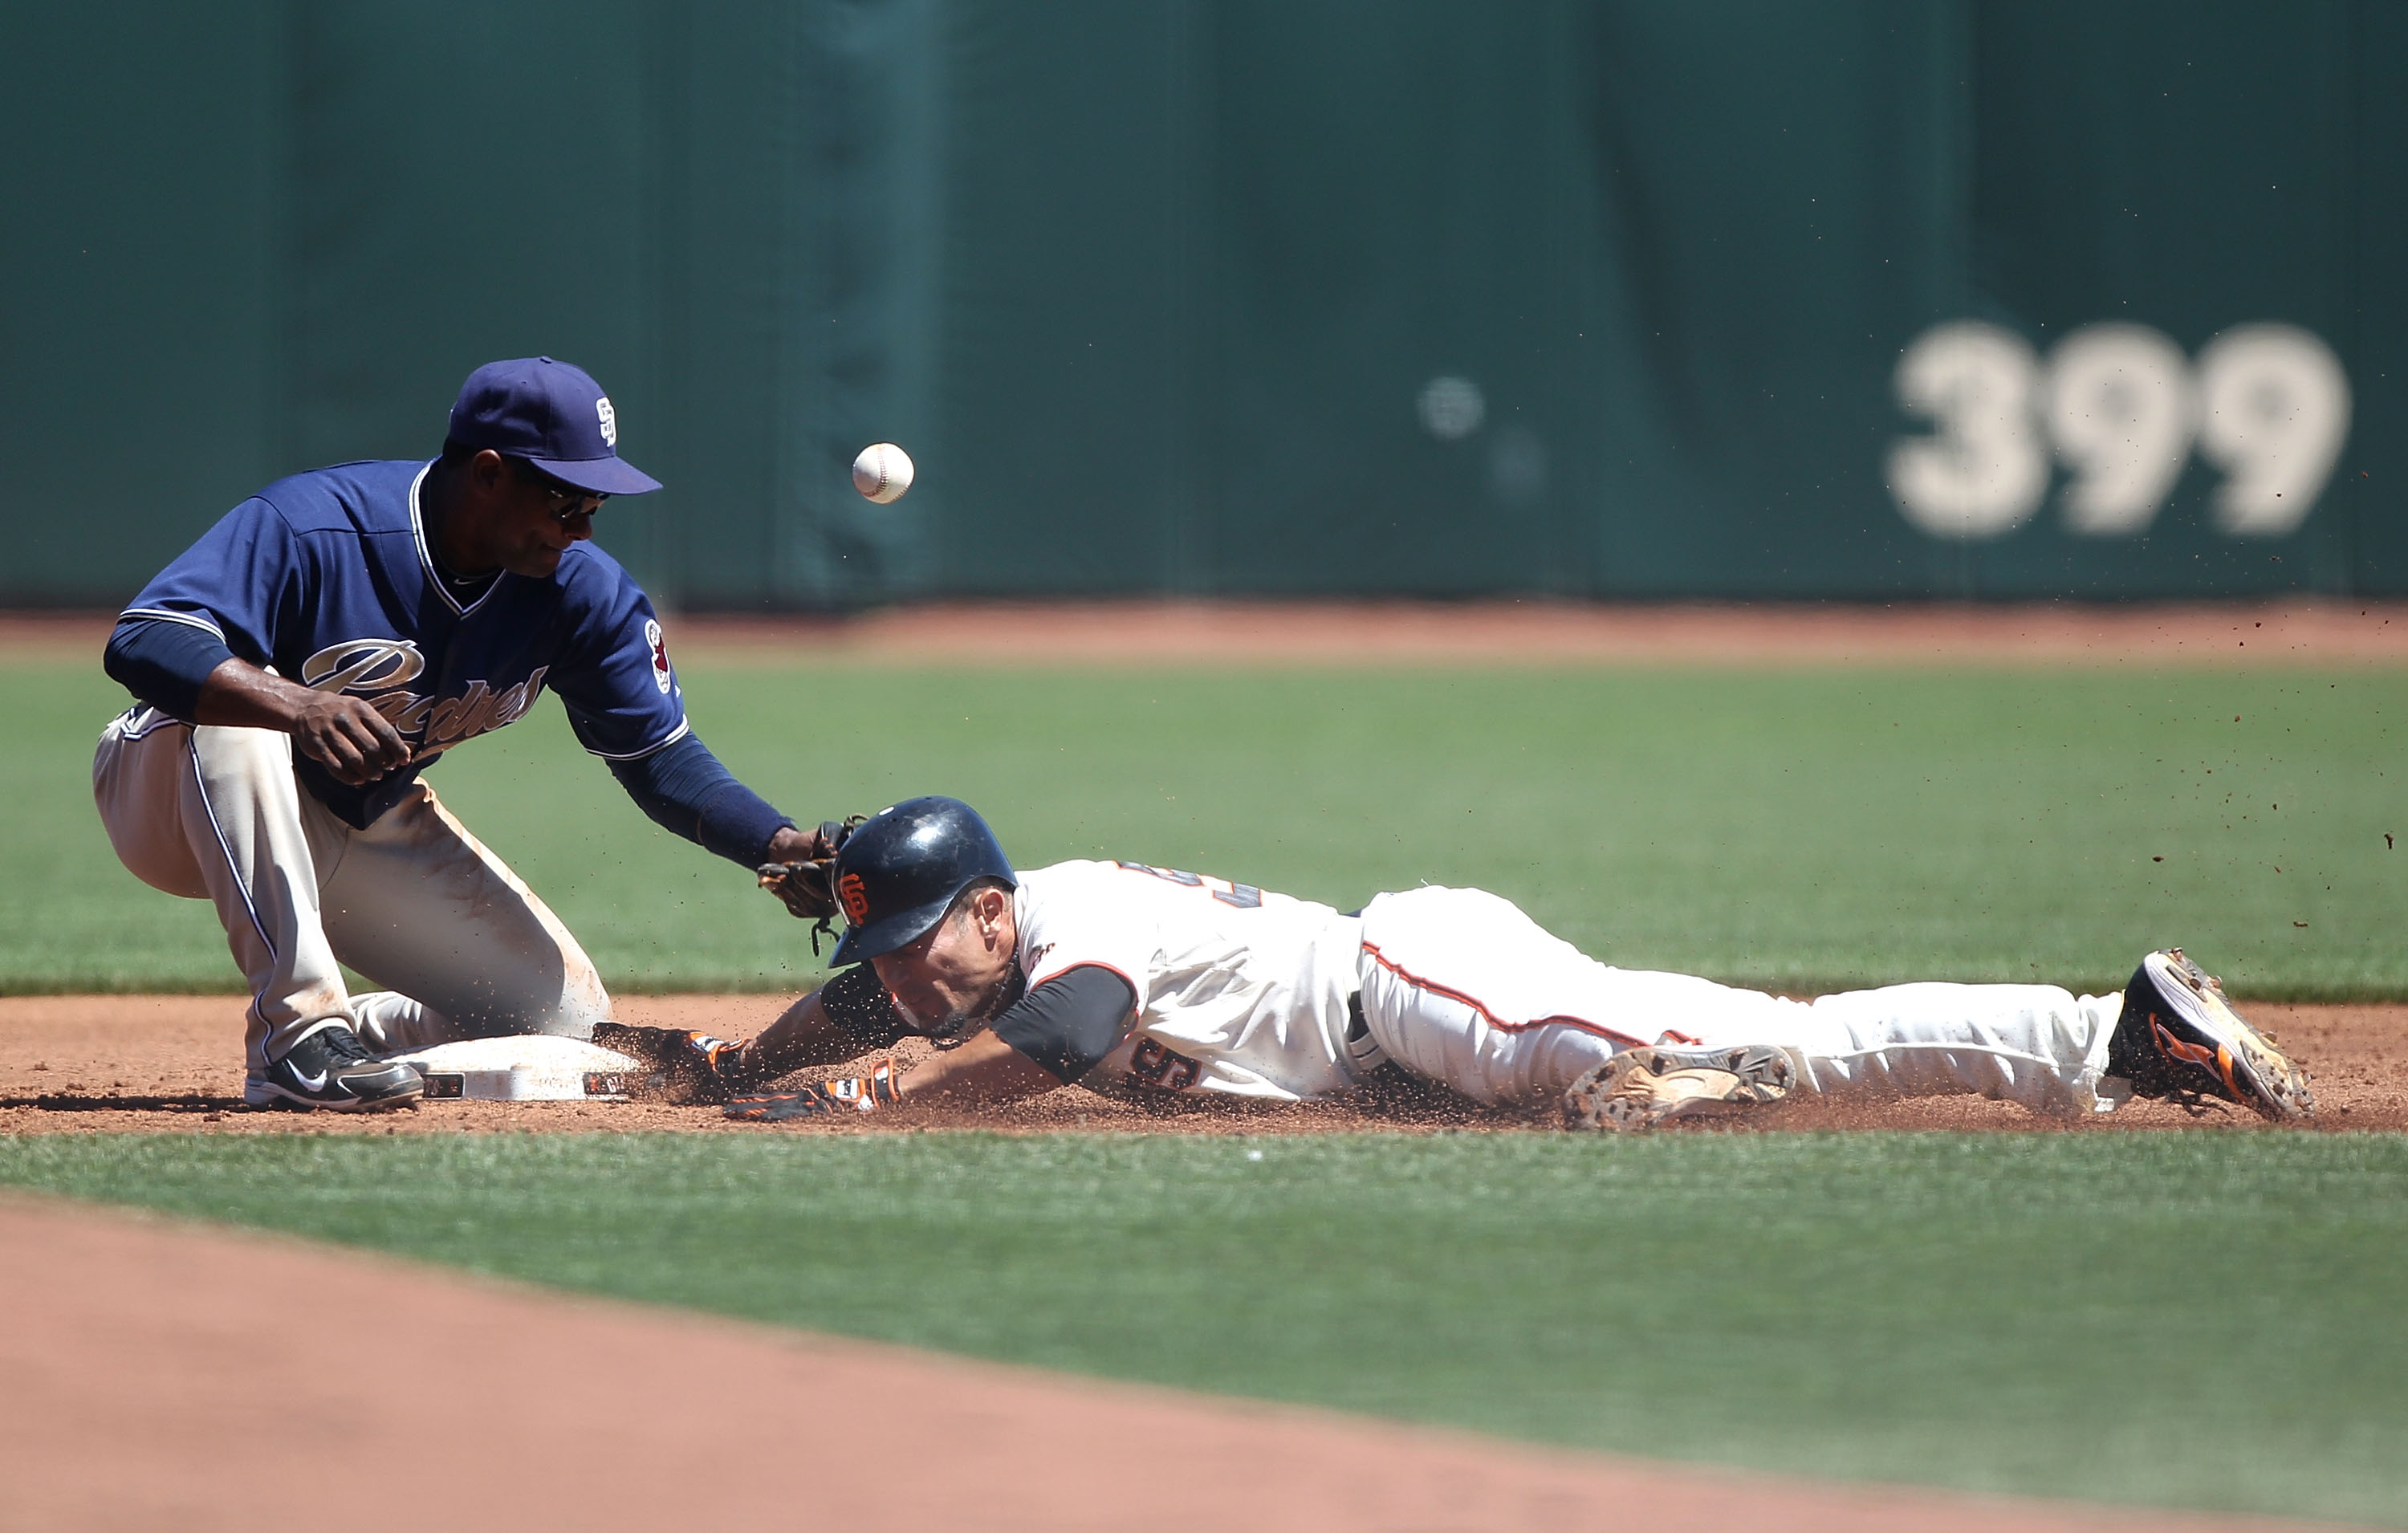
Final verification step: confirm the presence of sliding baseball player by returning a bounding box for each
[637,797,2313,1129]
[94,357,845,1110]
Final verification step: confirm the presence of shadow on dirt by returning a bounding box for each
[0,1092,245,1114]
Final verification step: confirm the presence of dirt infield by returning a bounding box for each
[3,993,2401,1136]
[14,596,2408,668]
[4,1193,2351,1533]
[4,1006,2392,1533]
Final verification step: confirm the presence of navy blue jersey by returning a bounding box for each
[121,458,687,827]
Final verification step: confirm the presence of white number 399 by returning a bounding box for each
[1887,319,2349,540]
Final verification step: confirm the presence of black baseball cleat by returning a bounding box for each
[245,1022,425,1111]
[1562,1043,1796,1132]
[2106,949,2313,1121]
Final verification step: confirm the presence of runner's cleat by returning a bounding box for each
[1563,1043,1796,1132]
[2105,949,2313,1121]
[245,1022,424,1111]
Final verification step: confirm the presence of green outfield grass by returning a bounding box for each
[5,661,2402,997]
[2,1130,2402,1525]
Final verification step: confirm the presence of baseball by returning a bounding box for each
[852,442,915,504]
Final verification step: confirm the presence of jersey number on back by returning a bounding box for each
[1115,861,1262,909]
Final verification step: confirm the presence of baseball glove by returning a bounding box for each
[725,1058,900,1122]
[756,816,868,949]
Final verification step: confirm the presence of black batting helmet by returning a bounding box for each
[828,796,1017,966]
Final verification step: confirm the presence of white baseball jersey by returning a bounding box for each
[1011,860,1365,1100]
[999,869,2124,1117]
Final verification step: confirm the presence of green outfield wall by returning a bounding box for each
[3,2,2400,607]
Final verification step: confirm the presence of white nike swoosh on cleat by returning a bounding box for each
[289,1066,330,1091]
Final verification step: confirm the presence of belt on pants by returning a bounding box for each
[1344,989,1390,1076]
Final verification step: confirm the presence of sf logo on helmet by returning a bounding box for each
[839,872,871,925]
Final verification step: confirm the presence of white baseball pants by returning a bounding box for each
[92,712,610,1076]
[1356,887,2121,1116]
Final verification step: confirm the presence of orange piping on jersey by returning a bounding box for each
[1360,940,1645,1048]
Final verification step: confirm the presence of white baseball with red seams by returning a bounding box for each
[851,442,915,504]
[1007,861,2123,1115]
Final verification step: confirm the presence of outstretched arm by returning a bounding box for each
[594,966,909,1104]
[892,1029,1067,1107]
[742,978,902,1080]
[897,963,1139,1106]
[723,1027,1060,1122]
[724,966,1138,1121]
[608,731,809,867]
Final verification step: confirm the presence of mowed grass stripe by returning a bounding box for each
[2,1131,2402,1526]
[6,662,2404,996]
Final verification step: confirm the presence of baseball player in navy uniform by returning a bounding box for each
[94,357,839,1110]
[666,798,2314,1130]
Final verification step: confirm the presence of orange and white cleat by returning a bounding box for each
[2106,949,2314,1121]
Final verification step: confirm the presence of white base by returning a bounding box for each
[382,1036,647,1101]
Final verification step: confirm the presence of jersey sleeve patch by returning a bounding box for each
[644,618,673,693]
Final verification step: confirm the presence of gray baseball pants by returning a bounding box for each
[92,710,609,1077]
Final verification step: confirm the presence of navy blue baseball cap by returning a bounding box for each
[446,356,662,496]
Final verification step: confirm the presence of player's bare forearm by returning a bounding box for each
[193,657,410,785]
[739,988,877,1080]
[762,823,829,864]
[191,657,326,730]
[892,1029,1060,1107]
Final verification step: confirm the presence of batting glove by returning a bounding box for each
[725,1059,900,1122]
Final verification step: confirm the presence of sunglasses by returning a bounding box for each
[509,458,608,522]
